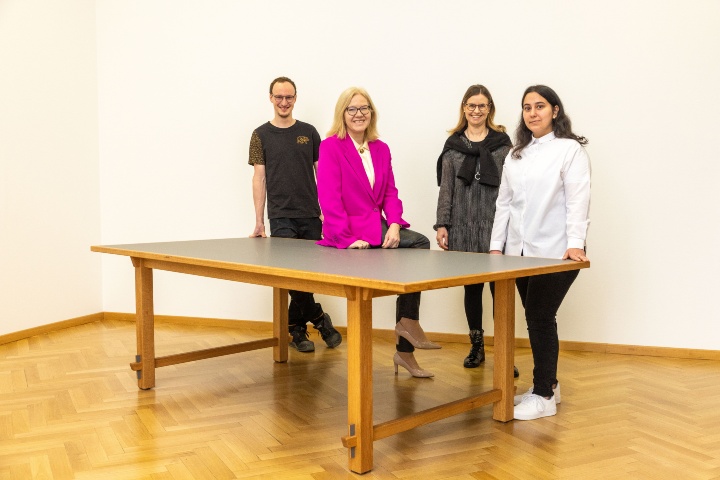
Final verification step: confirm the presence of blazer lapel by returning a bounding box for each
[368,140,384,201]
[340,136,375,200]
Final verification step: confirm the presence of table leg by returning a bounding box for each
[273,287,289,363]
[346,286,374,473]
[132,258,155,390]
[492,278,515,421]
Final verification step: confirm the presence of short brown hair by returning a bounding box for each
[269,76,296,94]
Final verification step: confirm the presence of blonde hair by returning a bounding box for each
[448,84,506,136]
[326,87,380,142]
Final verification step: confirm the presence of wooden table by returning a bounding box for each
[91,237,588,473]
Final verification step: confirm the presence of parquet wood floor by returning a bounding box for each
[1,318,719,479]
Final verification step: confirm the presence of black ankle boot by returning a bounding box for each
[463,329,485,368]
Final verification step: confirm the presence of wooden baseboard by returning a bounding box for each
[0,313,104,346]
[3,312,719,361]
[384,331,720,360]
[102,312,277,330]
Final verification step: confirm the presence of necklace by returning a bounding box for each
[465,128,488,142]
[464,130,488,181]
[358,143,367,154]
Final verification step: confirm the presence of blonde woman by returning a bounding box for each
[435,85,518,377]
[316,87,436,378]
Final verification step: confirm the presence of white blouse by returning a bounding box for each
[352,137,374,188]
[489,132,591,259]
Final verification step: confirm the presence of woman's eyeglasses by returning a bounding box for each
[346,106,372,116]
[464,103,491,112]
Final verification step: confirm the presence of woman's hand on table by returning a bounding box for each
[382,223,401,248]
[563,248,589,262]
[348,240,370,249]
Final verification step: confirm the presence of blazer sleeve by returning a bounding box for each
[377,143,409,228]
[316,138,357,249]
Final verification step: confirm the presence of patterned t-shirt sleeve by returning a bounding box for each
[248,130,265,166]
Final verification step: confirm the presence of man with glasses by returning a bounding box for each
[248,76,341,353]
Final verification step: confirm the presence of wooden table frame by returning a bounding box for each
[92,238,588,474]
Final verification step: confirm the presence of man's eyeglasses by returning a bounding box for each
[464,103,491,112]
[272,95,296,103]
[346,106,371,116]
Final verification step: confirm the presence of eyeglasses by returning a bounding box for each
[346,105,372,116]
[464,102,491,112]
[272,95,296,103]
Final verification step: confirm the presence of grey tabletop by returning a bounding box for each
[93,237,587,293]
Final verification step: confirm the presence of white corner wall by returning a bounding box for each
[0,0,102,335]
[4,0,710,350]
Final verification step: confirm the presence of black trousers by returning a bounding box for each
[270,217,324,328]
[464,282,495,331]
[380,222,431,353]
[516,269,579,398]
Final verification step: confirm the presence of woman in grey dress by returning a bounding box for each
[434,85,517,375]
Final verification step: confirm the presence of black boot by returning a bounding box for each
[313,313,342,348]
[463,329,485,368]
[289,325,315,352]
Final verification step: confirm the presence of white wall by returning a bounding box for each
[0,0,102,335]
[5,1,716,350]
[97,0,720,350]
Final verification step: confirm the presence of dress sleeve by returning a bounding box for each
[435,151,455,229]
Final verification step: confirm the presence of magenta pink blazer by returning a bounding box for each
[316,135,410,249]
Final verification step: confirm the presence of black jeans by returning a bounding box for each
[516,269,579,398]
[464,282,495,331]
[270,217,324,328]
[380,222,431,353]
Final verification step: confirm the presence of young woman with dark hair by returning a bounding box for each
[511,84,588,158]
[490,85,591,420]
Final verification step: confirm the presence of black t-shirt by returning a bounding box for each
[249,120,321,219]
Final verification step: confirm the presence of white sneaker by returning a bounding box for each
[513,383,561,406]
[514,393,557,420]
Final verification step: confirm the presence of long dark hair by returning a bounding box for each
[511,85,587,159]
[449,84,505,135]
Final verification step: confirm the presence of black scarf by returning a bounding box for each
[436,129,512,186]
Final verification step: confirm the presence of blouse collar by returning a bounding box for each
[530,131,556,146]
